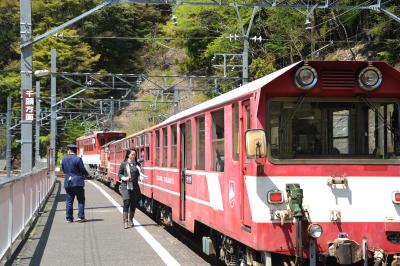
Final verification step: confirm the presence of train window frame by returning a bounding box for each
[171,125,177,168]
[212,109,225,172]
[184,120,193,170]
[155,130,160,166]
[162,127,168,167]
[145,133,150,161]
[232,103,239,161]
[135,137,139,149]
[140,134,145,146]
[196,116,205,170]
[267,97,400,165]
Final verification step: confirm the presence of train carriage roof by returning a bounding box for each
[108,60,400,145]
[158,62,301,127]
[114,62,300,143]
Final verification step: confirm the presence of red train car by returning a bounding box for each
[100,61,400,265]
[103,131,150,190]
[76,131,125,178]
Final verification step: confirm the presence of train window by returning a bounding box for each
[196,116,205,170]
[141,135,145,146]
[171,125,177,167]
[268,99,400,161]
[212,109,224,172]
[146,147,150,161]
[185,121,192,170]
[232,103,239,161]
[146,133,150,161]
[139,147,144,163]
[155,130,160,166]
[162,128,168,167]
[135,137,139,149]
[243,102,251,164]
[246,105,250,130]
[332,110,349,154]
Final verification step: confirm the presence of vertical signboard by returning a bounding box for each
[22,90,34,121]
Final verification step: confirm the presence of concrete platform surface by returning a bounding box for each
[7,179,210,266]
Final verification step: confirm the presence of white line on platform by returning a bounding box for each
[88,180,181,266]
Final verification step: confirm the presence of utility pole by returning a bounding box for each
[110,97,114,130]
[51,49,57,166]
[311,8,315,60]
[306,5,317,60]
[6,97,12,178]
[173,86,179,114]
[35,81,41,166]
[20,0,33,174]
[233,6,258,85]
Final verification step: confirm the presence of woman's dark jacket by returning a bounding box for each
[118,160,141,201]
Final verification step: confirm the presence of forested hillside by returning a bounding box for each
[0,0,399,142]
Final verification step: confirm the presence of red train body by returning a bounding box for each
[88,61,400,265]
[76,131,125,178]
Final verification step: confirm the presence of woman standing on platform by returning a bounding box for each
[118,149,141,229]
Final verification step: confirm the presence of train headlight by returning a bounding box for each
[295,65,318,90]
[392,191,400,204]
[308,224,323,238]
[358,66,382,91]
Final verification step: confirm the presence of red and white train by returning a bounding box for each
[80,61,400,265]
[76,131,126,178]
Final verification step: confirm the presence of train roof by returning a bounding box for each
[159,61,300,127]
[113,62,300,143]
[111,60,400,144]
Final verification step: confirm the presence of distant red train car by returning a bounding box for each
[76,131,125,178]
[97,61,400,265]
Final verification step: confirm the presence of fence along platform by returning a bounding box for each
[0,168,55,261]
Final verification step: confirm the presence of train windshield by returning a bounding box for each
[268,98,400,161]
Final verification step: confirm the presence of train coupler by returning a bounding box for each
[328,233,361,265]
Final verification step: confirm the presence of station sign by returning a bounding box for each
[22,90,35,121]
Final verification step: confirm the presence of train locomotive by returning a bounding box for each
[79,61,400,265]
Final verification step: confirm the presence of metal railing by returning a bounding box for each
[0,168,56,261]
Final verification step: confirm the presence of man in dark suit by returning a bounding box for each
[61,144,89,223]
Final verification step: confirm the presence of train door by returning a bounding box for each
[179,123,186,221]
[241,100,252,227]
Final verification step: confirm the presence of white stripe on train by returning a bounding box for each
[105,166,399,223]
[107,167,223,210]
[245,175,400,223]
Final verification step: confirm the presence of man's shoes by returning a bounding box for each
[66,219,73,223]
[76,217,87,223]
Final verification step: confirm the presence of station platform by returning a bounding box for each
[6,178,209,266]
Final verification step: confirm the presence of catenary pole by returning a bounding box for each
[20,0,33,174]
[51,49,57,166]
[35,81,41,166]
[6,97,12,178]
